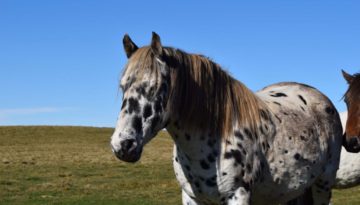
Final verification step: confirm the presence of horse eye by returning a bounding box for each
[121,83,131,92]
[343,95,349,104]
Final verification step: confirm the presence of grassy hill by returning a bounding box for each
[0,126,359,205]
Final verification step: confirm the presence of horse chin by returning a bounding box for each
[121,153,142,163]
[345,145,360,153]
[345,146,360,153]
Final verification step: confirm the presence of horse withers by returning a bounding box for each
[110,33,343,205]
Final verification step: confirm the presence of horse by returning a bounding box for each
[335,71,360,188]
[110,32,343,205]
[341,71,360,153]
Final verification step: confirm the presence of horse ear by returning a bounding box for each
[151,32,163,56]
[342,70,354,84]
[123,34,138,58]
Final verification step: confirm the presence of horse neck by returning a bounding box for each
[166,123,221,161]
[168,52,261,137]
[165,50,276,158]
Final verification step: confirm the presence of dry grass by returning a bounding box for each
[0,126,180,205]
[0,126,359,204]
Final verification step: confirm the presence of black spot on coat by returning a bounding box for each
[132,116,142,133]
[298,95,307,105]
[260,109,269,121]
[275,115,282,123]
[300,135,307,141]
[224,152,233,159]
[225,150,243,165]
[128,98,140,114]
[271,93,288,97]
[143,104,152,120]
[244,128,253,140]
[136,85,147,97]
[234,130,244,140]
[300,106,306,112]
[200,160,210,170]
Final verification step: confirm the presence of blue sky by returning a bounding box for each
[0,1,359,127]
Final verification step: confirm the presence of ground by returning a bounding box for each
[0,126,359,205]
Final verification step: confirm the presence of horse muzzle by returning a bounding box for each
[343,134,360,153]
[111,138,143,163]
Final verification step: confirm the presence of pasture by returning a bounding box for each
[0,126,359,205]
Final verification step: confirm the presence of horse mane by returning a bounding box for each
[124,46,265,138]
[345,72,360,104]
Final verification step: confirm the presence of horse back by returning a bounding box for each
[252,82,343,204]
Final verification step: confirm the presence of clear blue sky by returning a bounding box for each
[0,1,359,127]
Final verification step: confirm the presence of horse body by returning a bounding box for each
[168,82,342,205]
[111,33,343,205]
[254,83,342,204]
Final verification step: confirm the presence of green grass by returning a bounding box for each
[0,126,359,205]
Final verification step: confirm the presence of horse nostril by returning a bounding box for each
[121,139,136,152]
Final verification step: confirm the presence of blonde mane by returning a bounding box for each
[124,46,265,138]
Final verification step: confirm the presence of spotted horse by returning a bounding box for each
[110,32,343,205]
[335,70,360,189]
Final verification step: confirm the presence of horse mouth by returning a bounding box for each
[112,147,143,163]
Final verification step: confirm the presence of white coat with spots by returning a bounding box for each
[111,33,343,205]
[169,83,342,205]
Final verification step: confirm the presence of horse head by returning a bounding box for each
[111,32,172,162]
[342,70,360,153]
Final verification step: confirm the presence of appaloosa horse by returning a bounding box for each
[335,71,360,188]
[110,32,343,205]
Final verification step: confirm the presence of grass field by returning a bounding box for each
[0,126,359,205]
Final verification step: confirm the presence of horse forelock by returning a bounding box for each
[344,73,360,106]
[120,47,163,93]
